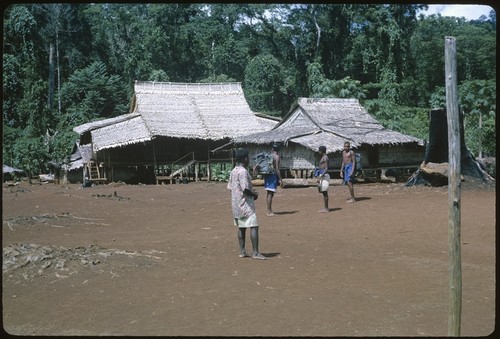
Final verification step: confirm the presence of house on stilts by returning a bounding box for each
[67,81,278,184]
[222,97,426,182]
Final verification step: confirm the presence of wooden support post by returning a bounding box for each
[152,141,158,184]
[108,151,113,183]
[445,36,462,337]
[207,142,211,182]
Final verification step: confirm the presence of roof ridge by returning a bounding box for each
[134,81,243,93]
[298,97,360,104]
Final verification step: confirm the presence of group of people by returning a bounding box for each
[226,141,357,260]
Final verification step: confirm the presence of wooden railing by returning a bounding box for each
[155,152,197,184]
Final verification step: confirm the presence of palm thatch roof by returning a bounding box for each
[134,81,267,140]
[73,82,269,152]
[73,113,141,135]
[3,165,24,174]
[63,141,92,171]
[232,98,423,153]
[91,115,152,151]
[254,113,281,130]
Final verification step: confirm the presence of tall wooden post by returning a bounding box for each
[445,36,462,337]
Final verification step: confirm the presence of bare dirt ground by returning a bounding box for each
[2,178,496,337]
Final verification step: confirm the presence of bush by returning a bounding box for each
[210,163,232,182]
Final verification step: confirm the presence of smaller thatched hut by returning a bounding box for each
[3,165,25,182]
[62,141,97,183]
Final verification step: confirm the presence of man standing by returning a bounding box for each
[228,148,267,260]
[262,143,283,216]
[315,145,330,212]
[340,141,356,203]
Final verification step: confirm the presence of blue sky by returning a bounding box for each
[417,4,494,20]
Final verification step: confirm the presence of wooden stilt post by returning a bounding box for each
[445,36,462,337]
[152,140,157,184]
[108,150,113,183]
[207,141,211,182]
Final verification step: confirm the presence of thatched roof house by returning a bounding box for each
[228,98,425,179]
[70,81,275,183]
[75,82,271,151]
[65,141,93,170]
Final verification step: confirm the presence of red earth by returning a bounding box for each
[2,178,496,336]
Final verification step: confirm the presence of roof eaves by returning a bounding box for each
[73,113,141,134]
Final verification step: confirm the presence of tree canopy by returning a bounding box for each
[2,3,496,174]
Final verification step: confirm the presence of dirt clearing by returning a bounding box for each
[2,179,495,336]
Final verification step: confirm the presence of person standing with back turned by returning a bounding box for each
[228,148,268,260]
[316,145,330,212]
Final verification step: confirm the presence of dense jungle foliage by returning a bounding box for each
[2,4,496,176]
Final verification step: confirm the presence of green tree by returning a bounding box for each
[459,80,496,157]
[347,5,424,86]
[12,131,48,180]
[307,62,366,100]
[411,13,496,106]
[148,70,170,82]
[306,61,326,94]
[31,4,80,113]
[2,125,21,167]
[59,61,128,127]
[81,4,173,82]
[3,5,44,129]
[364,99,428,140]
[199,74,236,83]
[428,80,496,157]
[243,54,285,115]
[2,3,497,175]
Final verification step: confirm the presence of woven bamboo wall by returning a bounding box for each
[378,145,424,165]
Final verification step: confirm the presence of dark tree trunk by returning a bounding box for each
[48,42,55,110]
[406,109,492,186]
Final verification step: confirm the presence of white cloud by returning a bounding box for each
[418,4,494,20]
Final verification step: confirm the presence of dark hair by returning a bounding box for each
[234,148,249,162]
[272,142,281,151]
[319,146,326,153]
